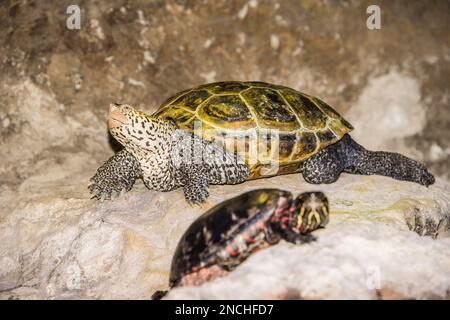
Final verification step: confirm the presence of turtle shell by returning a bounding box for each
[153,81,353,179]
[169,188,292,287]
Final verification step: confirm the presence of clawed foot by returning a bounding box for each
[184,187,209,206]
[182,164,210,205]
[295,233,317,244]
[88,150,141,201]
[405,204,450,239]
[89,173,134,200]
[283,230,317,244]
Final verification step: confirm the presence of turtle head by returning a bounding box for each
[108,103,132,130]
[108,103,174,152]
[290,191,329,234]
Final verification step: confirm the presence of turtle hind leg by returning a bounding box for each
[302,141,344,184]
[151,290,169,300]
[89,149,142,200]
[340,134,435,187]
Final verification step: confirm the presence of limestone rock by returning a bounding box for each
[0,153,449,299]
[1,0,449,300]
[166,176,450,300]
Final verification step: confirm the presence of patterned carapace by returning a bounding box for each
[151,188,329,299]
[153,81,353,179]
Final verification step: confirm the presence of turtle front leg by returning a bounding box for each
[281,229,317,245]
[202,138,250,185]
[89,149,142,200]
[171,129,249,204]
[180,163,210,205]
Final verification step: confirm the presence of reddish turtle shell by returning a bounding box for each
[169,188,292,287]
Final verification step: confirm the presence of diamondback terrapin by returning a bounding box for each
[89,81,435,204]
[151,188,329,300]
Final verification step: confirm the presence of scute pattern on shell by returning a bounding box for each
[169,189,289,287]
[153,81,353,179]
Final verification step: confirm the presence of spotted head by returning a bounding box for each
[108,103,176,154]
[290,191,329,234]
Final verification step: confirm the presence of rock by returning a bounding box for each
[346,70,426,159]
[0,152,449,299]
[1,0,449,300]
[166,177,450,300]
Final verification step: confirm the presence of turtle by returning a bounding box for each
[89,81,435,204]
[151,188,329,300]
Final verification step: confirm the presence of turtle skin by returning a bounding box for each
[151,188,329,299]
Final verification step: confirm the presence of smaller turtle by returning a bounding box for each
[151,188,329,300]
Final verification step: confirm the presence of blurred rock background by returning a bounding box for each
[0,0,449,299]
[1,0,449,185]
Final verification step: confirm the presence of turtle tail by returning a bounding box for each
[341,135,435,187]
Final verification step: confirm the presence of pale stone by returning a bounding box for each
[346,70,426,158]
[0,152,449,299]
[1,1,449,300]
[166,176,450,300]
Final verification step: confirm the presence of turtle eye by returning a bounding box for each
[117,104,136,115]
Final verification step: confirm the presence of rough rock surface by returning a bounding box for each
[1,1,449,300]
[167,179,450,300]
[1,159,449,299]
